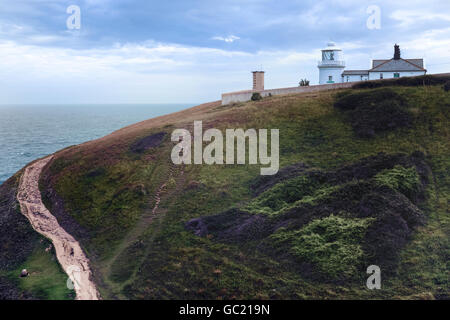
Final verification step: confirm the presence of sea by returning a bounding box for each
[0,104,194,185]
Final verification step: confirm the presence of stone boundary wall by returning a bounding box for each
[221,82,354,105]
[221,72,450,105]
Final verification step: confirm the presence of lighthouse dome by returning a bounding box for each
[322,41,342,51]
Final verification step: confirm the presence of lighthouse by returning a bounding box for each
[318,42,345,84]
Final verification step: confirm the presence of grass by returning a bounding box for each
[2,239,74,300]
[36,83,449,299]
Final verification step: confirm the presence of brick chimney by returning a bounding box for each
[252,71,265,91]
[394,44,401,60]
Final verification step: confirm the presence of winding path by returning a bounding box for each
[17,156,100,300]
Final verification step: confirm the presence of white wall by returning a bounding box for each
[342,74,369,82]
[222,72,441,105]
[368,71,425,80]
[319,67,345,84]
[222,82,354,105]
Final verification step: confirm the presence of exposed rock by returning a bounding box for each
[20,269,29,277]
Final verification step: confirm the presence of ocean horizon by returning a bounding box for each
[0,103,195,185]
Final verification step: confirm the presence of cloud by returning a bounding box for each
[211,35,240,43]
[1,0,450,103]
[0,39,257,103]
[390,9,450,28]
[0,36,326,103]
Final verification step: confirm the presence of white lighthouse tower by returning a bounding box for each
[318,42,345,84]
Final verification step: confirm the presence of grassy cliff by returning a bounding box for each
[2,76,449,299]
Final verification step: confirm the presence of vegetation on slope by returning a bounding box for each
[270,215,374,279]
[18,75,450,299]
[188,152,429,283]
[0,172,74,300]
[334,87,413,137]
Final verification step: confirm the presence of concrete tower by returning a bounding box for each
[252,71,265,91]
[318,42,345,84]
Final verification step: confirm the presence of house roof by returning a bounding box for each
[405,59,424,68]
[369,58,426,72]
[342,70,369,75]
[372,60,388,68]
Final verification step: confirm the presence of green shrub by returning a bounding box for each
[350,99,412,138]
[246,175,322,213]
[353,74,450,89]
[334,88,412,137]
[270,215,374,279]
[299,79,310,87]
[444,80,450,92]
[334,88,406,111]
[251,92,262,101]
[374,165,420,200]
[334,90,352,101]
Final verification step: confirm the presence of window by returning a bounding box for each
[322,51,335,60]
[380,73,383,79]
[394,73,400,78]
[346,76,349,82]
[329,76,332,81]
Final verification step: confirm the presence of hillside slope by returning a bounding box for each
[0,169,74,299]
[2,76,449,299]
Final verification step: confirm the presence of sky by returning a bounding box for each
[0,0,449,104]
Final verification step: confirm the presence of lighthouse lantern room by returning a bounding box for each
[318,42,345,84]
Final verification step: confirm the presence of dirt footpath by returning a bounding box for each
[17,156,100,300]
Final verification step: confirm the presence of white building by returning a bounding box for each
[319,43,426,84]
[318,42,346,84]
